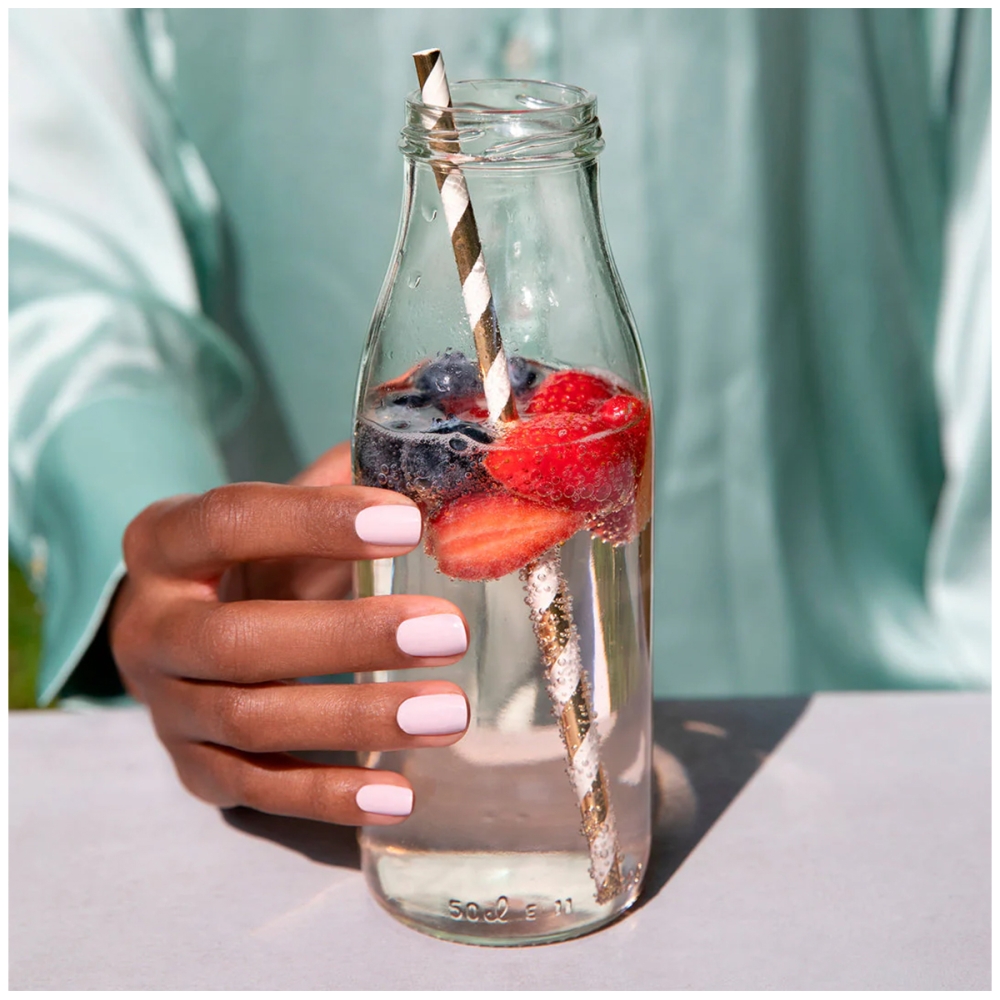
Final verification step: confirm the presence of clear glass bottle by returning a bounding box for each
[353,79,653,946]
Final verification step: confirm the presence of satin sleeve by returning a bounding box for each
[9,10,253,704]
[924,8,992,685]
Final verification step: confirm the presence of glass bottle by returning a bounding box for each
[353,78,653,946]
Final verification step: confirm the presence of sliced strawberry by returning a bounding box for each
[485,411,638,514]
[427,493,584,581]
[527,370,616,415]
[588,399,653,545]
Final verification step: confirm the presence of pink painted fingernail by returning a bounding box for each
[397,693,469,736]
[396,614,468,658]
[355,505,421,546]
[356,784,413,817]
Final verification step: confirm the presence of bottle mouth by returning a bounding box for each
[401,79,604,166]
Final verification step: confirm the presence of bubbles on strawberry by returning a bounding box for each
[527,370,616,415]
[357,355,651,562]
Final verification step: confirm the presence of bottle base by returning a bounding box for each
[362,845,644,947]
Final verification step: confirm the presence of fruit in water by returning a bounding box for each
[415,350,482,400]
[427,493,584,581]
[507,355,547,396]
[359,357,651,550]
[414,351,549,411]
[587,398,653,545]
[355,416,494,511]
[485,406,646,514]
[527,370,616,416]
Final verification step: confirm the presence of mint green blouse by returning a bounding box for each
[9,9,991,703]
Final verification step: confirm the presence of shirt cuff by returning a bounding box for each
[31,395,230,705]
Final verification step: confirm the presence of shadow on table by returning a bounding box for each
[637,696,811,908]
[221,698,811,887]
[222,750,362,869]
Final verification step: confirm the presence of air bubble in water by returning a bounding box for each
[408,273,422,289]
[421,205,438,222]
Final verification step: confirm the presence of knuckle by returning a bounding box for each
[123,496,188,571]
[122,508,157,571]
[196,485,250,561]
[199,604,252,674]
[168,742,234,807]
[214,686,265,751]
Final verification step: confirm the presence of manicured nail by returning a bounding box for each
[355,505,421,546]
[356,784,413,817]
[397,693,469,736]
[396,614,468,658]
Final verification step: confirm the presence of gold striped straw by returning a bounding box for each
[412,49,626,904]
[412,48,517,424]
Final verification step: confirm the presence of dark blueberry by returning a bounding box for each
[386,391,431,408]
[374,395,445,434]
[427,417,493,445]
[415,350,482,399]
[354,421,406,492]
[507,355,546,395]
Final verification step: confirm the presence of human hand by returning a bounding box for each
[109,442,470,825]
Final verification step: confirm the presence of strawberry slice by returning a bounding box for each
[427,493,584,581]
[527,370,616,415]
[485,400,650,514]
[588,397,653,545]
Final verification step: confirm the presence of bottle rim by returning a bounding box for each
[400,78,604,166]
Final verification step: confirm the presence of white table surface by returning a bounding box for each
[9,691,990,990]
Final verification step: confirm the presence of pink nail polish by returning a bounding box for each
[356,784,413,817]
[397,693,469,736]
[396,614,468,658]
[355,505,421,546]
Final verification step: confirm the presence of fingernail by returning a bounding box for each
[397,693,469,736]
[356,784,413,817]
[396,614,468,658]
[355,505,421,546]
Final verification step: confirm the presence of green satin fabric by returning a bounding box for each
[9,9,990,702]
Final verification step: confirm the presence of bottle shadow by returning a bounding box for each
[637,696,811,907]
[221,697,811,890]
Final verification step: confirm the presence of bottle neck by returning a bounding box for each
[400,79,604,169]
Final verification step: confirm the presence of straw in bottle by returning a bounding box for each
[412,48,626,903]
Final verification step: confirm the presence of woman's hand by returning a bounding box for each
[109,443,469,826]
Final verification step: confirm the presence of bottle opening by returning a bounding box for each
[401,79,603,165]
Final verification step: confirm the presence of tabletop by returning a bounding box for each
[9,691,990,990]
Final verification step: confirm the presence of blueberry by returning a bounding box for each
[386,391,431,408]
[427,417,494,445]
[415,350,482,399]
[374,394,443,434]
[356,417,493,511]
[507,355,546,395]
[355,421,406,492]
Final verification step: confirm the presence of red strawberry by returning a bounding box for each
[598,395,651,464]
[588,397,653,545]
[485,411,637,513]
[527,370,616,415]
[426,493,584,581]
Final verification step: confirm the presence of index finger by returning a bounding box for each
[131,483,422,578]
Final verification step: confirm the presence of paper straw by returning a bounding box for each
[521,552,625,903]
[412,48,625,904]
[412,48,517,424]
